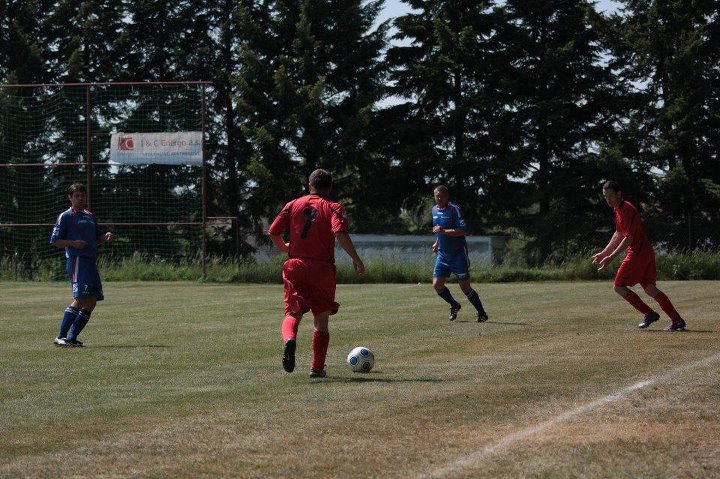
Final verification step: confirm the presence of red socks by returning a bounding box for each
[282,318,330,372]
[622,289,682,321]
[311,329,330,372]
[281,316,300,343]
[654,292,681,321]
[623,290,654,315]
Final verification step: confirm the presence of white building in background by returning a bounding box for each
[255,234,508,266]
[338,235,507,266]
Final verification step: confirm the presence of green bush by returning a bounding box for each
[655,250,720,280]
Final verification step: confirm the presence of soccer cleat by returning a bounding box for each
[449,303,461,321]
[65,338,84,347]
[309,367,327,378]
[665,318,687,332]
[282,338,296,373]
[53,337,69,347]
[638,311,660,329]
[477,311,489,323]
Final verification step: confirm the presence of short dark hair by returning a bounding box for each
[68,183,86,195]
[603,180,621,193]
[434,185,449,194]
[309,169,332,191]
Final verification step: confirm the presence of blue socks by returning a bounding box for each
[67,309,92,340]
[438,286,487,315]
[437,286,460,307]
[464,288,486,314]
[58,306,80,339]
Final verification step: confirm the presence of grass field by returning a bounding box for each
[1,281,718,478]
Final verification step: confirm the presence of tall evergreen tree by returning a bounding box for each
[162,0,255,256]
[235,0,388,238]
[0,1,63,274]
[386,0,510,231]
[44,0,125,82]
[41,0,128,217]
[610,1,720,249]
[501,0,616,263]
[119,0,193,81]
[212,1,257,255]
[0,4,47,84]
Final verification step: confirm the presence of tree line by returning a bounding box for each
[1,0,718,265]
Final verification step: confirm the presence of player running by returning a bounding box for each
[268,169,365,378]
[50,183,114,347]
[431,185,488,322]
[592,180,686,331]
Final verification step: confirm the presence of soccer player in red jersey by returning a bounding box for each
[592,180,686,331]
[268,169,365,377]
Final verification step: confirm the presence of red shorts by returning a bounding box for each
[614,251,657,287]
[282,258,339,317]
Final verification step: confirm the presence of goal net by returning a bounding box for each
[0,82,212,280]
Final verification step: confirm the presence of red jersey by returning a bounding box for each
[268,194,349,263]
[614,200,652,256]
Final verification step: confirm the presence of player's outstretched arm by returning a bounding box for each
[592,231,621,265]
[336,232,364,276]
[269,233,290,253]
[597,234,633,270]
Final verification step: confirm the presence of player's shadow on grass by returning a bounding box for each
[92,344,172,349]
[321,375,443,383]
[455,320,528,326]
[643,329,716,334]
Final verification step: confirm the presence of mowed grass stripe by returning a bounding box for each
[0,281,717,478]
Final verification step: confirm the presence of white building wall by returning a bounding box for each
[255,234,507,266]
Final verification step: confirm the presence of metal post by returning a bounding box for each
[201,83,208,279]
[86,86,92,209]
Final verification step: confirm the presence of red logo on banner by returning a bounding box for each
[118,136,134,150]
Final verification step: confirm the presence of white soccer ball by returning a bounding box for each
[347,346,375,373]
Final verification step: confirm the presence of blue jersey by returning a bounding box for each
[50,208,102,258]
[432,202,468,256]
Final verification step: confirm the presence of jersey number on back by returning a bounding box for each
[301,207,317,239]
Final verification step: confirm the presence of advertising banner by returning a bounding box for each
[110,132,202,165]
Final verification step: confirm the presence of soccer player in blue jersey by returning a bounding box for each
[50,183,114,347]
[431,185,488,322]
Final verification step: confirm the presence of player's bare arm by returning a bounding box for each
[592,231,622,265]
[432,225,467,237]
[269,233,290,253]
[336,232,365,275]
[52,238,87,249]
[597,234,633,270]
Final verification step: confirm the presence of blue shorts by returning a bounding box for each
[433,253,470,281]
[66,256,104,301]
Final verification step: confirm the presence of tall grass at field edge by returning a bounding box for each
[2,251,718,282]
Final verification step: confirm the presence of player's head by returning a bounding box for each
[67,183,87,210]
[433,185,449,207]
[309,169,332,194]
[602,180,623,207]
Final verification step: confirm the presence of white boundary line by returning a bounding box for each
[418,352,720,479]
